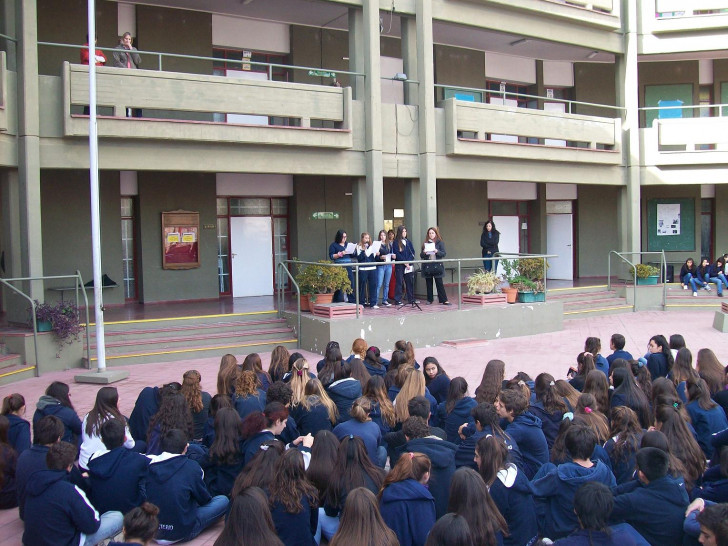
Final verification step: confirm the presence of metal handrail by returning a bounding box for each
[0,32,17,43]
[608,250,668,311]
[434,83,626,116]
[36,41,365,81]
[0,271,92,374]
[276,262,301,349]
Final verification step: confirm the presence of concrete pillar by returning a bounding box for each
[616,0,641,254]
[1,171,22,280]
[351,177,368,239]
[404,179,420,244]
[347,9,365,101]
[400,16,418,106]
[1,0,17,71]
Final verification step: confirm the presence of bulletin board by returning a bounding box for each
[162,210,200,270]
[647,198,695,252]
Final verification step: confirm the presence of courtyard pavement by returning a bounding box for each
[1,309,725,545]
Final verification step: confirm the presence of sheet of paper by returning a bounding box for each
[405,265,413,274]
[424,242,436,254]
[384,254,391,262]
[344,242,357,254]
[367,241,381,256]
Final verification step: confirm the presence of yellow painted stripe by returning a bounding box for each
[89,338,298,361]
[547,285,608,293]
[564,305,632,315]
[665,304,721,308]
[83,310,277,327]
[0,366,36,379]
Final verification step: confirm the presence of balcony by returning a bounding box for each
[0,52,8,133]
[62,62,354,150]
[642,116,728,167]
[639,0,728,54]
[442,98,621,165]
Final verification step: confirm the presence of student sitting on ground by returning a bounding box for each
[685,377,728,459]
[1,393,31,455]
[683,498,728,546]
[87,418,150,515]
[455,401,522,471]
[23,441,123,546]
[0,415,18,509]
[145,429,229,544]
[610,447,689,546]
[607,334,634,367]
[108,502,159,546]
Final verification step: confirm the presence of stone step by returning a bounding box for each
[0,363,36,387]
[87,318,290,342]
[0,353,22,371]
[85,310,279,331]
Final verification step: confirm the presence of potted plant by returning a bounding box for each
[500,259,520,304]
[463,269,505,305]
[294,260,352,311]
[630,263,660,285]
[510,276,546,303]
[32,300,84,353]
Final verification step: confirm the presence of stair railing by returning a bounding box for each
[276,262,301,349]
[0,271,91,375]
[608,251,668,311]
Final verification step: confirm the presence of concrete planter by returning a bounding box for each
[517,291,546,303]
[637,276,659,285]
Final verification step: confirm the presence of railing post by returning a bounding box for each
[457,260,462,310]
[608,253,612,291]
[355,264,359,318]
[268,64,273,81]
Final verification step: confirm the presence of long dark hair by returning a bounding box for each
[214,487,284,546]
[448,467,508,546]
[46,381,74,410]
[307,430,340,498]
[395,225,408,252]
[482,218,498,234]
[209,408,242,465]
[446,377,469,414]
[423,356,448,385]
[534,373,567,414]
[609,406,642,466]
[650,335,675,374]
[269,449,319,513]
[232,440,285,495]
[335,229,347,244]
[1,393,25,415]
[181,370,204,413]
[329,488,399,546]
[217,354,238,396]
[672,348,698,386]
[611,367,652,428]
[686,377,718,411]
[582,370,609,414]
[319,346,343,387]
[654,403,705,487]
[147,392,193,443]
[476,434,509,487]
[269,345,291,383]
[325,436,386,511]
[696,348,727,395]
[475,360,504,404]
[85,386,124,436]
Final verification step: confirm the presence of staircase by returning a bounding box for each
[84,310,298,367]
[547,285,632,317]
[0,341,35,387]
[664,282,723,311]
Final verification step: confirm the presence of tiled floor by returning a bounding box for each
[2,307,725,545]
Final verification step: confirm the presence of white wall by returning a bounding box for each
[117,3,136,38]
[487,181,537,200]
[381,56,405,105]
[212,14,290,53]
[546,183,577,200]
[543,61,574,87]
[485,53,536,85]
[216,173,293,196]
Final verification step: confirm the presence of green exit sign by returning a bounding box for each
[308,70,336,78]
[311,211,340,220]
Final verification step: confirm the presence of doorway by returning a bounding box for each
[546,213,574,280]
[230,216,274,297]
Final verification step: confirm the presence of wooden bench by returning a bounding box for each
[311,302,364,319]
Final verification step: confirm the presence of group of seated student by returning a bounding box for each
[2,333,728,546]
[681,256,728,298]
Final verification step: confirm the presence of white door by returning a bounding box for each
[231,216,274,297]
[492,215,521,277]
[546,214,573,280]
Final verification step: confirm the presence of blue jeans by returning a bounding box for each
[709,276,725,295]
[483,253,498,273]
[83,511,123,546]
[183,495,230,542]
[359,268,377,306]
[682,273,698,292]
[376,264,393,304]
[318,508,340,542]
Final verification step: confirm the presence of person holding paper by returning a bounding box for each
[480,219,500,272]
[329,230,355,303]
[375,230,394,307]
[393,225,417,305]
[420,227,449,305]
[357,232,379,308]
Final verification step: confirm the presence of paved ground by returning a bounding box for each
[1,309,726,545]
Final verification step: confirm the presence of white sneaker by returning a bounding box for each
[706,285,712,291]
[382,301,392,307]
[693,292,698,297]
[371,305,379,309]
[683,285,688,290]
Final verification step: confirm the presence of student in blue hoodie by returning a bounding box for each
[606,334,634,368]
[327,361,363,424]
[707,258,727,297]
[436,377,477,444]
[610,447,689,546]
[685,377,728,459]
[401,416,457,519]
[691,447,728,503]
[200,407,245,497]
[384,396,447,464]
[333,397,387,467]
[476,434,538,546]
[231,370,267,422]
[378,451,436,546]
[455,402,522,471]
[241,402,290,465]
[645,335,674,379]
[33,382,82,447]
[145,429,229,543]
[363,346,389,378]
[529,373,569,449]
[127,382,181,442]
[423,357,451,404]
[585,337,610,376]
[2,393,30,454]
[86,418,150,515]
[530,424,617,540]
[496,387,549,479]
[23,441,123,546]
[266,381,301,444]
[0,415,18,509]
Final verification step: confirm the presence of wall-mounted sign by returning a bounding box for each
[311,211,340,220]
[308,70,336,78]
[162,210,200,270]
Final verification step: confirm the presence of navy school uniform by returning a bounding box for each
[333,419,383,464]
[278,416,300,444]
[552,444,613,472]
[646,352,669,380]
[241,430,275,465]
[201,449,245,498]
[690,475,728,503]
[385,426,447,466]
[128,386,161,442]
[367,400,392,435]
[604,434,642,484]
[202,417,215,448]
[607,350,634,368]
[326,378,363,424]
[610,475,689,546]
[530,459,617,540]
[435,396,477,444]
[528,400,566,449]
[389,386,438,421]
[87,446,150,514]
[490,464,539,546]
[379,478,436,546]
[404,436,457,519]
[232,389,266,422]
[0,444,17,509]
[33,396,82,447]
[686,400,728,459]
[290,398,334,436]
[455,427,523,471]
[6,414,31,455]
[555,528,638,546]
[504,412,550,479]
[426,374,451,405]
[190,391,212,441]
[363,359,388,378]
[270,494,318,546]
[22,469,101,546]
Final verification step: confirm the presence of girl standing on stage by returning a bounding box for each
[420,227,449,305]
[329,230,355,303]
[374,230,393,307]
[393,225,416,305]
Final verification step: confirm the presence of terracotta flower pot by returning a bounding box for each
[502,287,518,304]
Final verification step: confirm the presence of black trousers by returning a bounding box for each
[424,275,448,303]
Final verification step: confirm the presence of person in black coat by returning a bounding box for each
[393,225,417,305]
[420,227,449,305]
[646,335,674,379]
[423,357,451,405]
[480,218,500,272]
[128,382,181,442]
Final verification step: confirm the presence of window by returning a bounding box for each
[120,197,137,300]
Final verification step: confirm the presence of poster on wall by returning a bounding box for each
[162,210,200,270]
[656,203,680,236]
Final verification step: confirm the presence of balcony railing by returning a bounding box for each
[655,0,728,17]
[0,51,7,133]
[641,0,728,42]
[62,62,354,149]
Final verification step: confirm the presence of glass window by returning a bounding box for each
[230,198,271,216]
[491,201,518,216]
[120,197,136,300]
[217,217,230,294]
[272,198,288,216]
[546,201,572,214]
[274,218,289,289]
[217,198,228,216]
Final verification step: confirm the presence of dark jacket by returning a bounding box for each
[708,263,725,278]
[455,427,523,471]
[6,414,31,455]
[528,400,566,449]
[145,453,212,543]
[128,386,161,441]
[595,354,610,375]
[270,495,318,546]
[291,397,334,436]
[607,350,634,367]
[201,449,245,497]
[610,475,689,546]
[368,400,392,435]
[326,378,362,424]
[393,238,416,265]
[112,44,141,68]
[241,430,276,466]
[333,419,382,464]
[436,397,477,444]
[504,412,550,479]
[480,229,500,256]
[379,479,436,546]
[555,528,637,546]
[426,374,451,405]
[190,391,212,441]
[232,389,267,422]
[531,459,617,540]
[0,444,17,509]
[604,434,642,485]
[405,436,457,519]
[87,447,150,514]
[33,396,82,446]
[490,464,538,546]
[646,352,669,379]
[329,241,351,264]
[686,400,728,459]
[420,239,446,279]
[23,469,100,546]
[363,359,388,378]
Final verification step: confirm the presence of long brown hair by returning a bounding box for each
[235,370,259,398]
[476,360,504,404]
[476,434,509,487]
[217,354,238,396]
[609,406,642,466]
[575,393,609,444]
[363,376,396,428]
[268,449,318,513]
[329,488,399,546]
[673,348,698,386]
[303,379,338,424]
[85,387,123,436]
[395,340,416,368]
[687,377,718,411]
[654,402,705,488]
[209,407,242,465]
[268,345,291,383]
[181,370,204,413]
[215,487,284,546]
[696,348,726,395]
[379,452,430,500]
[534,373,567,414]
[242,353,271,385]
[582,370,610,414]
[325,436,385,512]
[448,467,508,546]
[554,380,580,409]
[232,440,285,495]
[394,368,426,423]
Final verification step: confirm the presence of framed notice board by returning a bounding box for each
[162,210,200,269]
[647,198,695,252]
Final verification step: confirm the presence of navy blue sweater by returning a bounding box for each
[363,359,388,378]
[646,352,669,379]
[201,450,245,497]
[291,398,333,436]
[686,400,728,459]
[436,397,477,444]
[270,495,318,546]
[379,479,436,546]
[455,427,523,471]
[555,528,637,546]
[232,390,266,422]
[33,396,82,446]
[531,459,617,540]
[327,378,362,424]
[128,386,161,442]
[604,434,642,484]
[87,447,150,514]
[490,464,538,546]
[241,430,276,465]
[610,476,689,546]
[504,412,550,479]
[405,436,457,519]
[6,414,30,455]
[426,374,451,404]
[145,453,212,543]
[333,419,382,464]
[23,469,100,546]
[607,350,634,367]
[528,400,566,449]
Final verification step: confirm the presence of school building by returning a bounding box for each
[0,0,727,318]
